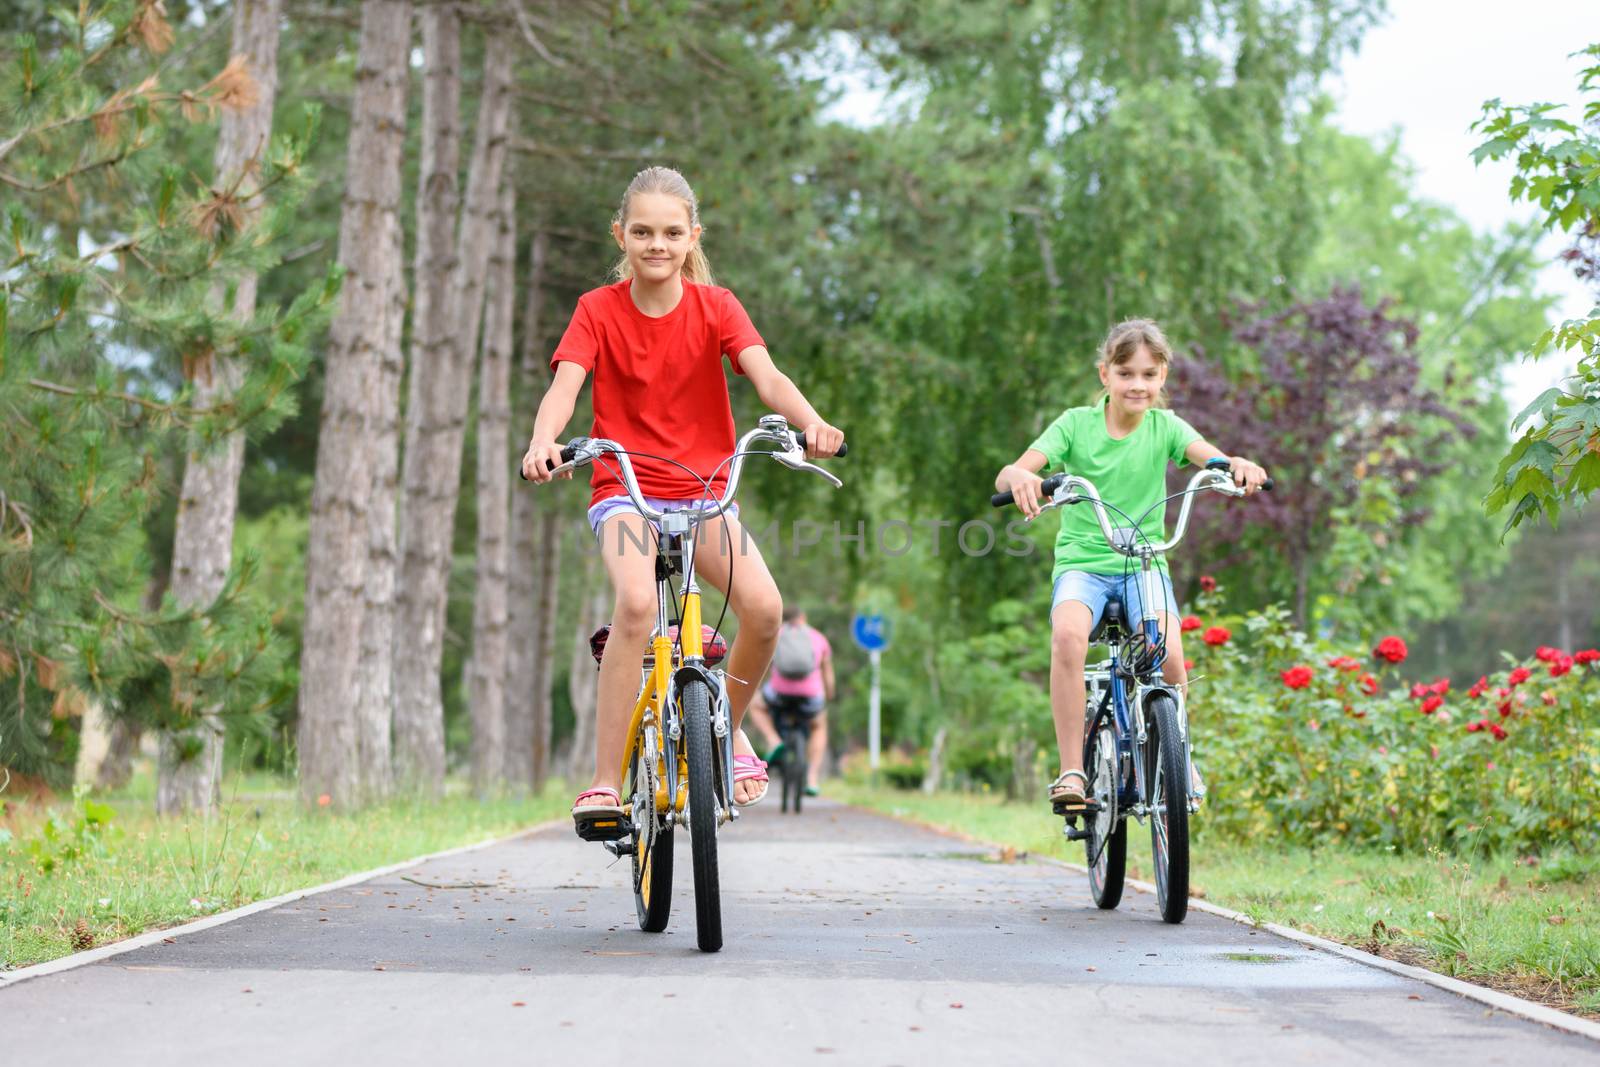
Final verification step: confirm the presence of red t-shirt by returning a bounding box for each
[551,279,764,506]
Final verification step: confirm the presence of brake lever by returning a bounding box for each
[772,448,843,488]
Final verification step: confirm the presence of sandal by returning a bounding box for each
[571,787,627,841]
[732,753,769,807]
[1047,769,1089,808]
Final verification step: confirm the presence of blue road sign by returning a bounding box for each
[851,613,890,653]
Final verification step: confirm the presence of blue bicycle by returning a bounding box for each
[993,459,1269,923]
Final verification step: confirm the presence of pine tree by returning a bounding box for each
[0,3,334,793]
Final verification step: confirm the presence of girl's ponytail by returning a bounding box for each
[610,166,715,286]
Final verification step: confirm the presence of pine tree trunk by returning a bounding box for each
[299,0,411,810]
[393,23,513,791]
[353,212,407,805]
[391,0,460,790]
[95,717,144,792]
[469,180,515,795]
[565,563,608,783]
[159,0,283,816]
[505,231,558,790]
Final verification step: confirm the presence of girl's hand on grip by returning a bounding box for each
[522,441,569,483]
[1231,457,1268,494]
[803,422,845,459]
[1005,466,1047,519]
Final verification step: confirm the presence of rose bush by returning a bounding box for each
[1186,584,1600,853]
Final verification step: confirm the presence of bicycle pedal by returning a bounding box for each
[1052,798,1102,817]
[575,815,632,843]
[1062,825,1092,841]
[603,839,635,857]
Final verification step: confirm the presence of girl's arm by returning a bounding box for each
[520,361,588,483]
[737,346,845,458]
[1184,439,1269,493]
[996,449,1049,519]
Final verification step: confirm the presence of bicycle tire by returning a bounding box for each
[1147,692,1190,924]
[682,679,723,951]
[1085,721,1126,909]
[781,724,806,815]
[630,738,673,933]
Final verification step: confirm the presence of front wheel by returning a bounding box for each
[630,735,673,933]
[682,679,723,952]
[1146,693,1190,924]
[1085,720,1126,909]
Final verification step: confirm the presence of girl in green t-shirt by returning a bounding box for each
[994,319,1269,808]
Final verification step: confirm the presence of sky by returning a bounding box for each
[1329,0,1597,408]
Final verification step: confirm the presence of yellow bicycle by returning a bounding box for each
[535,415,845,952]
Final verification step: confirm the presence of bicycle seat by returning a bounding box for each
[1089,596,1125,643]
[589,623,728,667]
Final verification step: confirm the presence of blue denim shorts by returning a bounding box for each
[1051,570,1178,628]
[586,494,739,539]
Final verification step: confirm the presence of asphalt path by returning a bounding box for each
[4,798,1595,1065]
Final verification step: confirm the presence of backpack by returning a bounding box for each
[772,623,819,680]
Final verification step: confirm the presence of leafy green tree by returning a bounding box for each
[1475,43,1600,531]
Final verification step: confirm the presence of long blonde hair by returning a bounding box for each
[1096,318,1173,407]
[609,166,714,285]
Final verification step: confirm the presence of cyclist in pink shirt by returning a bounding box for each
[747,607,834,794]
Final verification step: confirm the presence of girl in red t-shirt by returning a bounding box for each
[521,166,844,828]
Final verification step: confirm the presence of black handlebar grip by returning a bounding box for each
[991,473,1065,508]
[794,431,848,458]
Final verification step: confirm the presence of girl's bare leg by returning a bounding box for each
[690,510,782,803]
[1049,599,1095,781]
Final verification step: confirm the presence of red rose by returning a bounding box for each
[1465,719,1484,732]
[1490,723,1508,741]
[1199,575,1217,593]
[1180,615,1202,633]
[1281,665,1314,690]
[1409,683,1429,699]
[1575,649,1600,665]
[1358,673,1379,696]
[1534,646,1561,663]
[1542,690,1558,707]
[1497,700,1512,718]
[1420,695,1443,714]
[1373,636,1407,664]
[1202,626,1230,647]
[1466,676,1488,698]
[1183,658,1194,672]
[1550,654,1574,678]
[1507,667,1531,686]
[1427,678,1449,695]
[1327,655,1361,672]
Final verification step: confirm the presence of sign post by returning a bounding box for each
[851,614,891,772]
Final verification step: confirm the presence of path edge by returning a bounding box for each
[853,801,1600,1043]
[0,817,564,991]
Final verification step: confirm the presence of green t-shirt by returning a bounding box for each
[1027,399,1202,581]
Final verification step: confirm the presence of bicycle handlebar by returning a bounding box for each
[517,416,845,519]
[991,464,1274,558]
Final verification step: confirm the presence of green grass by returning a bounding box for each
[837,782,1600,1018]
[0,773,567,970]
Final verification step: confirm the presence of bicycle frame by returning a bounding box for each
[616,515,733,827]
